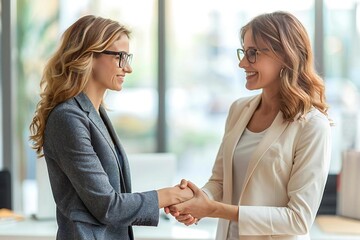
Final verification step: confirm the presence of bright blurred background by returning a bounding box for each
[1,0,360,215]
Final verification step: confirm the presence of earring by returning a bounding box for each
[279,68,284,78]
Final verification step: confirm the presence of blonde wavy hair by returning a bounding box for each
[241,11,329,122]
[29,15,131,157]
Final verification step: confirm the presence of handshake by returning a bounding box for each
[160,179,214,226]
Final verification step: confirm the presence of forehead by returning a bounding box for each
[243,28,267,49]
[109,34,130,51]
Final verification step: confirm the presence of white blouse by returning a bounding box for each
[227,128,267,240]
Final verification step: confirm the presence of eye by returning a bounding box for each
[121,54,128,61]
[248,49,257,57]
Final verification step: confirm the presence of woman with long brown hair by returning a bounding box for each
[168,11,332,240]
[30,15,192,240]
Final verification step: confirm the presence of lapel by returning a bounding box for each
[223,94,290,204]
[74,93,117,156]
[99,106,132,193]
[74,93,130,192]
[238,107,290,203]
[223,95,262,202]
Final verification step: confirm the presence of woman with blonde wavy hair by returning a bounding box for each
[167,11,332,240]
[29,15,193,240]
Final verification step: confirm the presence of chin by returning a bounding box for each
[245,85,256,91]
[113,85,123,91]
[245,83,261,91]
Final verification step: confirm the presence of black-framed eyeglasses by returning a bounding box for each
[237,48,262,64]
[101,50,133,68]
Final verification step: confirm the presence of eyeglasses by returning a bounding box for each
[101,50,133,68]
[237,48,263,64]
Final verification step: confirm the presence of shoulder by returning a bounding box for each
[46,98,88,132]
[299,108,331,130]
[291,108,331,140]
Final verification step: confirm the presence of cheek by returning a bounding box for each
[93,68,104,81]
[260,63,281,81]
[92,60,103,79]
[93,64,113,82]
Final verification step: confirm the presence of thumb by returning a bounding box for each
[179,179,188,189]
[187,181,199,194]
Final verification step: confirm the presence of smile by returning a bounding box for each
[246,72,257,77]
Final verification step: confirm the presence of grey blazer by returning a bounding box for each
[43,92,159,240]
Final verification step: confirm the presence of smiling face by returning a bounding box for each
[91,34,132,93]
[239,29,283,94]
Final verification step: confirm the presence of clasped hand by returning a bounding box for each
[165,179,213,226]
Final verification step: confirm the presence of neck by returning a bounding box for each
[258,91,280,114]
[83,84,106,112]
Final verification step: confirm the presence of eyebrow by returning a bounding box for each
[103,50,128,53]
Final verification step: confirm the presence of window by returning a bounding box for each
[323,0,360,172]
[12,0,359,214]
[17,0,157,214]
[0,2,2,171]
[16,0,59,213]
[167,0,315,185]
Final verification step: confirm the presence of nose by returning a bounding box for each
[123,64,133,73]
[238,57,248,69]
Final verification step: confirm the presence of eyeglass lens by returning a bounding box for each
[237,48,257,64]
[119,52,132,68]
[101,50,132,68]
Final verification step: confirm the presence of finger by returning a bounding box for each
[170,211,180,217]
[185,217,197,226]
[168,207,180,217]
[176,214,194,225]
[177,217,193,225]
[169,203,183,214]
[179,179,188,189]
[164,207,170,214]
[175,214,192,221]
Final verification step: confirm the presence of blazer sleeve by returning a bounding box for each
[44,106,159,228]
[238,113,332,235]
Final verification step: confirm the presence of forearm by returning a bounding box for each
[209,201,238,222]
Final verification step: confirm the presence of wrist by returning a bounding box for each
[208,200,218,218]
[171,186,183,204]
[208,201,238,221]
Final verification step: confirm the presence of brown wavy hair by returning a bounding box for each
[241,11,330,122]
[29,15,131,157]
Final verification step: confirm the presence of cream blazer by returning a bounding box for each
[203,94,331,240]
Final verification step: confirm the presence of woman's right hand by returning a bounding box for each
[157,179,194,208]
[164,179,199,226]
[164,179,189,214]
[175,184,194,202]
[176,179,192,202]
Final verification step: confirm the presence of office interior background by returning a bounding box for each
[1,0,360,214]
